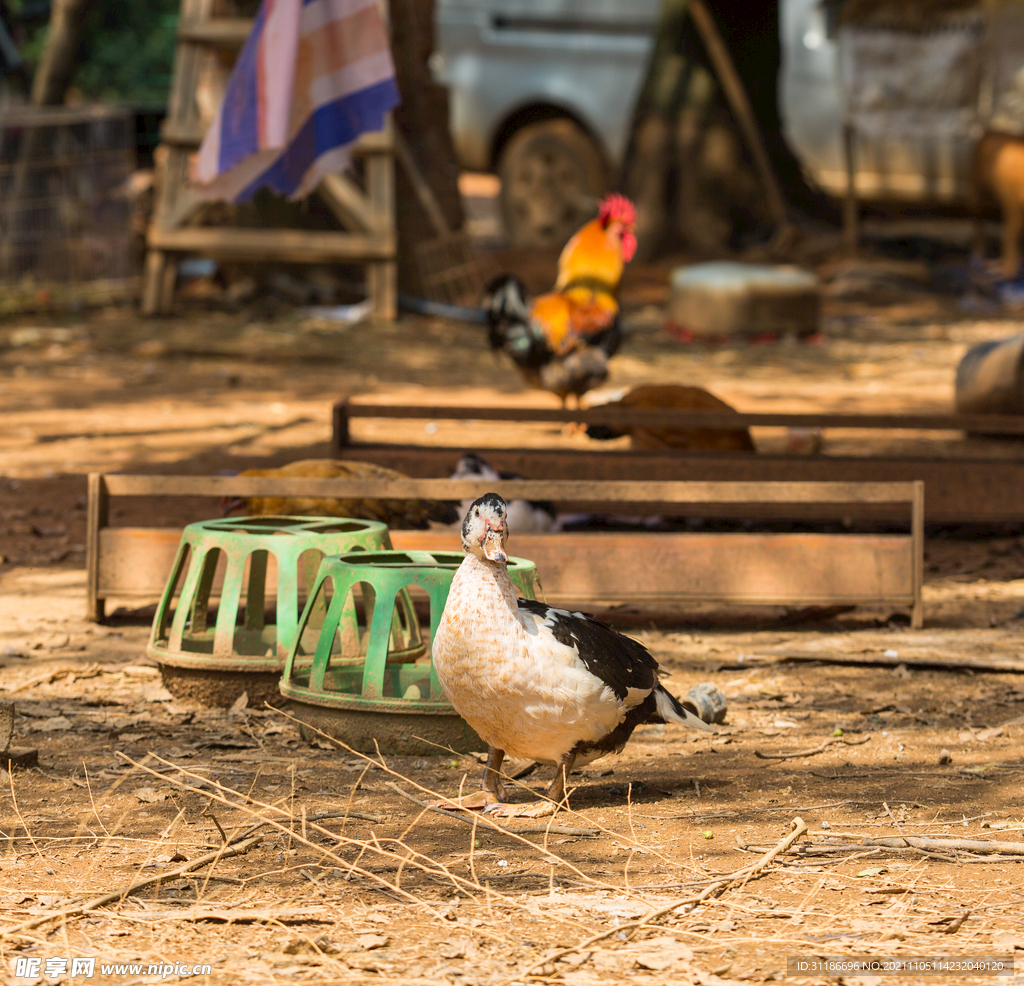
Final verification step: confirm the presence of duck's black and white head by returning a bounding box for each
[461,492,509,564]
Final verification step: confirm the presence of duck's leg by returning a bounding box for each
[488,750,575,818]
[546,750,577,806]
[430,746,508,810]
[481,746,508,803]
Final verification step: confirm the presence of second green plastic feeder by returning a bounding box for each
[148,516,391,706]
[281,550,538,754]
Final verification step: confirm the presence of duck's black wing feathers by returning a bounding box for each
[516,599,659,700]
[516,599,714,733]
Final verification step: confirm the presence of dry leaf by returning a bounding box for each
[635,952,675,971]
[976,727,1003,741]
[345,956,390,972]
[153,851,187,864]
[992,932,1024,950]
[31,716,72,732]
[122,665,160,678]
[856,867,887,878]
[355,934,389,951]
[633,936,693,971]
[230,691,249,712]
[591,952,628,974]
[134,787,167,804]
[438,939,476,960]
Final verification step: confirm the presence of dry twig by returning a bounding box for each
[502,817,809,985]
[385,781,598,837]
[754,735,870,762]
[0,837,262,939]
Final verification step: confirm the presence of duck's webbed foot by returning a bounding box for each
[428,746,508,811]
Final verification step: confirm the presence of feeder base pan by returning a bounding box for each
[3,748,38,771]
[286,701,484,756]
[159,665,284,709]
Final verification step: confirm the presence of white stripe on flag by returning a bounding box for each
[306,50,396,118]
[195,104,223,185]
[260,0,303,148]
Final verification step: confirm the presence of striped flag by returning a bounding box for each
[194,0,399,201]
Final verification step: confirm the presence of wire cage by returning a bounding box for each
[0,104,136,284]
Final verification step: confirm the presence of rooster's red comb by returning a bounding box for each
[598,193,636,228]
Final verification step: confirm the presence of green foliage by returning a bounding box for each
[21,0,181,106]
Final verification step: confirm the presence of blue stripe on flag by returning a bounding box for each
[217,2,267,173]
[236,76,400,200]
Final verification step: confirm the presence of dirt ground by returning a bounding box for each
[1,246,1024,985]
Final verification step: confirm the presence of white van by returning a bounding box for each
[431,0,660,247]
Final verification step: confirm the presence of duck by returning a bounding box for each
[449,453,560,533]
[431,493,713,816]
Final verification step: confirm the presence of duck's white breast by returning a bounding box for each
[432,555,624,762]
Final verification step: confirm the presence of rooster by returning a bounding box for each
[484,193,637,405]
[221,459,458,529]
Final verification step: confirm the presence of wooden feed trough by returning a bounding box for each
[332,399,1024,525]
[86,474,925,628]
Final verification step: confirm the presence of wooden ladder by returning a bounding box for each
[142,0,397,318]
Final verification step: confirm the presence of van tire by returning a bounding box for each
[498,118,608,249]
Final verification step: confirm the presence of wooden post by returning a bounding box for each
[141,249,168,316]
[85,473,110,622]
[332,397,351,451]
[911,479,925,629]
[843,121,859,256]
[366,135,398,319]
[687,0,790,236]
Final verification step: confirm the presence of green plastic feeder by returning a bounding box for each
[281,550,538,755]
[148,516,391,706]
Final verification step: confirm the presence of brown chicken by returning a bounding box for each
[223,459,458,528]
[973,130,1024,279]
[585,384,755,452]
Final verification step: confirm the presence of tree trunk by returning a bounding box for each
[388,0,464,293]
[31,0,100,106]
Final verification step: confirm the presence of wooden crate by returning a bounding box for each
[331,399,1024,524]
[86,474,924,627]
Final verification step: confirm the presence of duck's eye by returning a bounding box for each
[474,508,479,517]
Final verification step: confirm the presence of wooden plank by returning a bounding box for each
[98,474,916,504]
[391,530,915,607]
[147,226,396,262]
[97,527,183,598]
[337,401,1024,436]
[911,480,924,629]
[94,527,915,611]
[158,121,393,153]
[334,444,1024,524]
[317,173,376,233]
[86,474,109,621]
[176,16,251,46]
[366,119,397,319]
